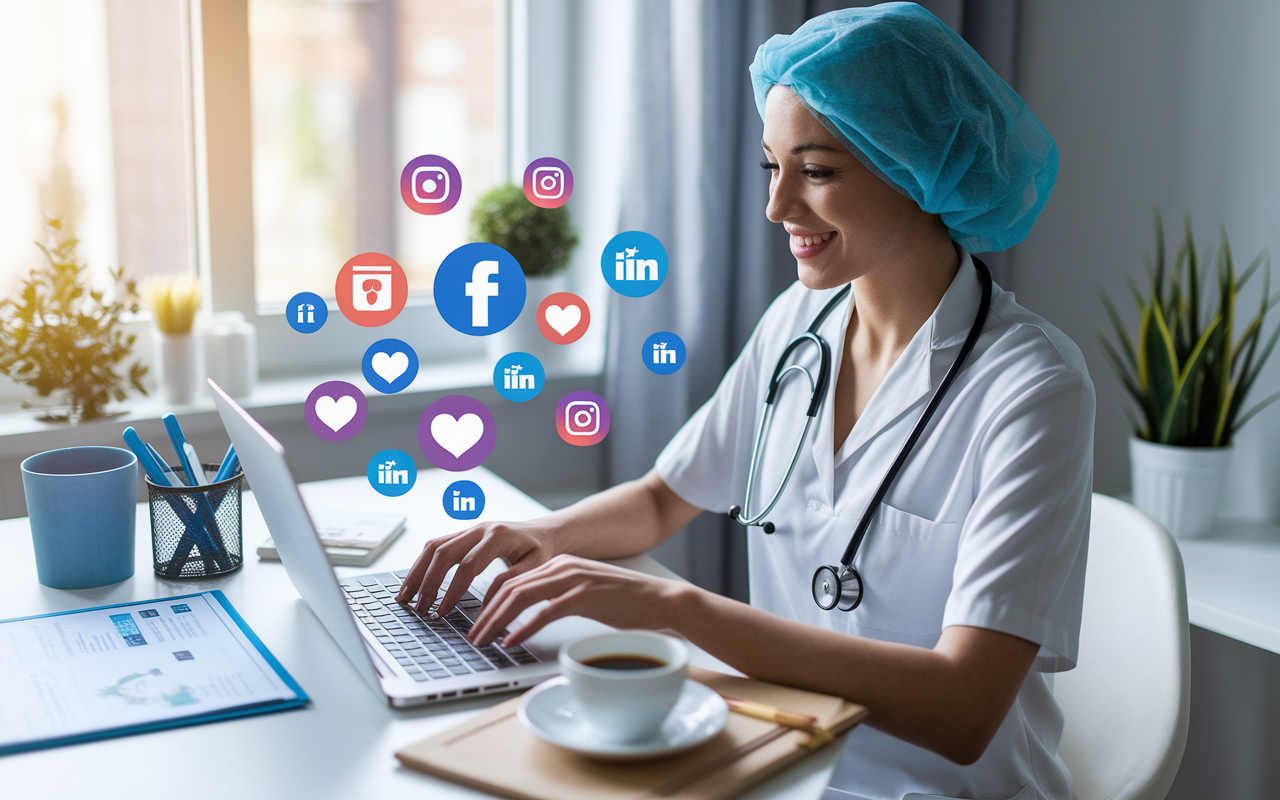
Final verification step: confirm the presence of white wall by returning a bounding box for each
[1013,0,1280,516]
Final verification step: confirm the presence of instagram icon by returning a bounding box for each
[522,157,573,209]
[401,154,461,215]
[556,390,610,446]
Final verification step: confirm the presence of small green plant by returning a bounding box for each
[1098,213,1280,447]
[0,219,148,423]
[470,184,579,277]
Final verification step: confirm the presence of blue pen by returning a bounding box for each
[213,444,238,483]
[126,427,231,572]
[163,413,198,486]
[123,428,223,573]
[143,442,218,574]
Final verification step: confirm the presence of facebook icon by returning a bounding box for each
[434,243,526,336]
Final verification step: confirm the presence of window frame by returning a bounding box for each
[195,0,567,378]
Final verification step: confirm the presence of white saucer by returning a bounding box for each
[517,676,729,761]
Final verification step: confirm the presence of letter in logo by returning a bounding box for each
[601,231,667,298]
[367,449,417,496]
[464,260,501,327]
[287,291,329,333]
[443,479,486,520]
[642,331,685,375]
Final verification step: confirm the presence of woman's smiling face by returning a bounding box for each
[761,85,941,290]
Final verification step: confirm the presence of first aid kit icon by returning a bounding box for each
[352,265,393,312]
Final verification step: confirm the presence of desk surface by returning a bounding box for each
[0,469,840,800]
[1178,518,1280,656]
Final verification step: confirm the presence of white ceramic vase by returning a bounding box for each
[154,331,206,406]
[1129,436,1232,538]
[487,274,569,369]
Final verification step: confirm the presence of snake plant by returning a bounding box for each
[1098,214,1280,447]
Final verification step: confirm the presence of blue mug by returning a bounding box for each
[21,446,138,589]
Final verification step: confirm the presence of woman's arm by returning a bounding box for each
[467,555,1038,766]
[395,468,702,615]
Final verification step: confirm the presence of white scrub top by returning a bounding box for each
[655,250,1094,800]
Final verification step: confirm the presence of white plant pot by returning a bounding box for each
[487,274,569,370]
[1129,436,1232,538]
[154,332,206,406]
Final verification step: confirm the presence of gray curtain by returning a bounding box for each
[603,0,1022,598]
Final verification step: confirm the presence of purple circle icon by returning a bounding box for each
[305,381,368,442]
[418,395,496,472]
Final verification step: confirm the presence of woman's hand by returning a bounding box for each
[467,555,692,647]
[394,520,559,616]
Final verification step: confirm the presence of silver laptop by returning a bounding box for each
[210,380,602,707]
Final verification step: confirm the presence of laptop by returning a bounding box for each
[210,380,605,707]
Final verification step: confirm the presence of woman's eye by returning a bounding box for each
[759,161,779,171]
[802,169,834,178]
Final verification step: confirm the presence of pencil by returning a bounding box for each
[720,695,834,749]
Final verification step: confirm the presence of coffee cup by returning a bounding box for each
[21,446,138,589]
[559,630,689,743]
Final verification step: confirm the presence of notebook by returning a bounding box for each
[395,666,868,800]
[257,508,406,567]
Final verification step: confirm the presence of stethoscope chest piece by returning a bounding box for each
[812,564,863,612]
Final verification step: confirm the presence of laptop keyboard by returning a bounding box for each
[340,570,541,682]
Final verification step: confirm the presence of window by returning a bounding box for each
[0,0,195,295]
[248,0,500,309]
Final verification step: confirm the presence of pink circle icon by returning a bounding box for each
[556,390,609,446]
[522,157,573,208]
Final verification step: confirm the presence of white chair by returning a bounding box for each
[1053,494,1191,800]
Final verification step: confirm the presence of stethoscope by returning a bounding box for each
[728,257,992,612]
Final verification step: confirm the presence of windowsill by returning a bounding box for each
[0,351,604,459]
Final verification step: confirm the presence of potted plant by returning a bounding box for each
[1099,214,1280,537]
[0,219,148,423]
[470,183,579,363]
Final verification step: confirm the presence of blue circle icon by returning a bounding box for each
[287,292,328,333]
[434,242,527,336]
[362,339,419,394]
[601,231,667,297]
[643,331,685,375]
[492,352,545,402]
[444,480,485,520]
[367,449,417,497]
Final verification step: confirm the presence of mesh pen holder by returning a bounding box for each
[146,463,245,579]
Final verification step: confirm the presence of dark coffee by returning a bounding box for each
[580,654,667,670]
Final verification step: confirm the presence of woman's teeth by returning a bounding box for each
[797,233,834,246]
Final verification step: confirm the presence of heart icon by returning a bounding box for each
[371,351,409,384]
[544,304,581,336]
[430,413,485,459]
[314,395,358,432]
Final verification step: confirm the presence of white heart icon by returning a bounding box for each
[544,304,582,336]
[371,351,409,384]
[430,413,485,459]
[314,395,357,432]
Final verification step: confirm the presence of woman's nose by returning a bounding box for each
[765,168,802,224]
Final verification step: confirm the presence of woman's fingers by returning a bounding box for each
[501,584,590,647]
[409,529,485,613]
[394,534,452,604]
[469,565,587,645]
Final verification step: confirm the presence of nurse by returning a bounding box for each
[398,4,1093,799]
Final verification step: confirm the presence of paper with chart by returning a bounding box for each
[0,592,299,751]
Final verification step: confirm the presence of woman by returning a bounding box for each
[397,5,1092,799]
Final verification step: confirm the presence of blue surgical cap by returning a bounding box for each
[750,2,1057,253]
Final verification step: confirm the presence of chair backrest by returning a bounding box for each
[1053,494,1190,800]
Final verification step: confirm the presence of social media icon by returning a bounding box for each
[418,394,496,471]
[286,291,328,333]
[443,480,486,520]
[362,339,419,394]
[335,253,407,327]
[556,390,610,446]
[367,449,417,497]
[493,352,545,402]
[434,243,526,336]
[601,231,667,297]
[401,154,461,215]
[536,292,590,344]
[305,381,368,442]
[643,331,685,375]
[522,157,573,208]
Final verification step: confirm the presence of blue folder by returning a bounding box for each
[0,590,308,756]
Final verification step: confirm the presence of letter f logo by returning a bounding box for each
[464,261,501,327]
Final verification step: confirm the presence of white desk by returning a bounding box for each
[1178,518,1280,655]
[0,469,841,800]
